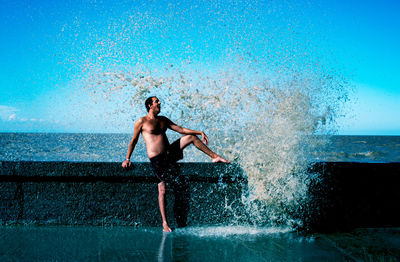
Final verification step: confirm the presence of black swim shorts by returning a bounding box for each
[150,138,183,183]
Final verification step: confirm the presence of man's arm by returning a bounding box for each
[165,117,209,145]
[122,118,143,169]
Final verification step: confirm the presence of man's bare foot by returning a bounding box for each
[163,222,172,232]
[212,155,230,163]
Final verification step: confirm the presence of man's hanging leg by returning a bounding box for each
[158,182,172,232]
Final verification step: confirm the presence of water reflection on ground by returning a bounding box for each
[0,226,399,261]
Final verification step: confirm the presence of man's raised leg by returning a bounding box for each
[180,135,230,163]
[158,182,172,232]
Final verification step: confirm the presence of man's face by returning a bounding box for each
[150,97,161,113]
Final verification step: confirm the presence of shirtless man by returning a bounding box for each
[122,96,230,232]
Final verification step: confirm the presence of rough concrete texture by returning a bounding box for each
[1,161,399,232]
[0,161,244,227]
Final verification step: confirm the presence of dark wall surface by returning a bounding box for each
[0,161,244,228]
[302,162,400,232]
[1,161,399,232]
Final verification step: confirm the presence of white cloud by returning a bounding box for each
[0,105,19,121]
[8,114,16,121]
[0,105,46,123]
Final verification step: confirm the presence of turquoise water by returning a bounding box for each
[1,226,399,261]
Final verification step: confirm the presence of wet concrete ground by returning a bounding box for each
[0,226,399,261]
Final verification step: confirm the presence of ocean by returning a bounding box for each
[1,133,399,163]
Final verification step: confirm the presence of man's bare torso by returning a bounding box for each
[140,116,170,159]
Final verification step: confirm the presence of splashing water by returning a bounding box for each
[75,62,347,227]
[60,1,350,227]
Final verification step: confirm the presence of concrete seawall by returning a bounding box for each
[1,161,399,231]
[302,162,400,232]
[0,161,245,228]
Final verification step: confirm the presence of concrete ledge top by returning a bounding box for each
[0,161,244,183]
[1,161,399,182]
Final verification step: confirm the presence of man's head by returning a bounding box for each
[145,96,161,113]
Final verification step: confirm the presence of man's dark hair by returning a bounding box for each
[145,96,156,112]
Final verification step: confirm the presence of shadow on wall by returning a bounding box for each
[300,162,400,232]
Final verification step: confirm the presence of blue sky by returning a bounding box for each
[0,0,399,135]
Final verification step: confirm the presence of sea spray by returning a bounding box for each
[75,62,347,227]
[59,1,350,227]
